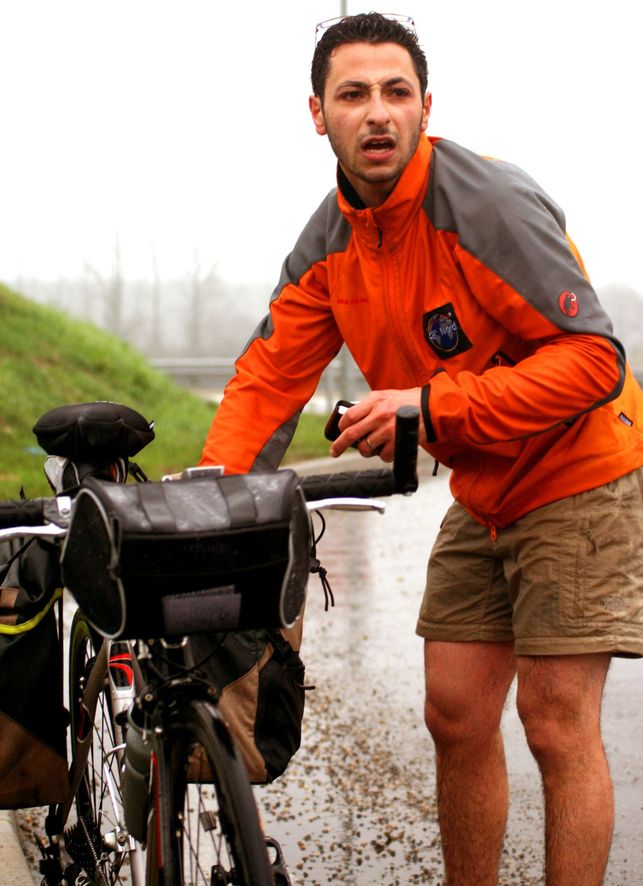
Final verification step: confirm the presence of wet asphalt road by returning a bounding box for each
[255,452,643,885]
[17,452,643,884]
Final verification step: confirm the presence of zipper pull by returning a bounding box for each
[489,524,498,542]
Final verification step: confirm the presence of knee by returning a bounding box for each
[422,641,515,750]
[516,686,592,764]
[516,654,610,767]
[424,688,502,750]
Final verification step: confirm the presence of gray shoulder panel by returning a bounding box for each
[241,190,351,353]
[251,412,301,472]
[424,139,621,356]
[239,192,351,471]
[278,188,352,290]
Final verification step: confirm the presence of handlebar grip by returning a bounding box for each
[393,405,419,494]
[301,469,397,502]
[0,499,47,529]
[301,405,420,501]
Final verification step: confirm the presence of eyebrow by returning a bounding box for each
[334,76,415,92]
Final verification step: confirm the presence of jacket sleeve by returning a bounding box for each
[425,142,626,448]
[200,199,344,474]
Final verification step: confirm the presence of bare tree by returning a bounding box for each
[150,250,163,354]
[185,250,220,356]
[84,235,125,336]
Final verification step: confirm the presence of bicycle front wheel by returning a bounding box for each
[149,699,274,886]
[65,609,141,885]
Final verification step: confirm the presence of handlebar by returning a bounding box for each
[0,407,419,541]
[0,496,71,531]
[300,405,419,502]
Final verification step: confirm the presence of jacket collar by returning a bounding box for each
[336,134,433,249]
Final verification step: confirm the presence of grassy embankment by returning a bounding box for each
[0,283,328,498]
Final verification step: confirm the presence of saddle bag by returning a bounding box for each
[60,471,311,640]
[32,400,155,463]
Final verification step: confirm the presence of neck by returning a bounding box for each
[338,166,399,207]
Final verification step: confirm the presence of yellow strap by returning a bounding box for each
[0,587,63,635]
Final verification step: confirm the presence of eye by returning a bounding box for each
[339,90,363,101]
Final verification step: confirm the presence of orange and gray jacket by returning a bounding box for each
[201,134,643,528]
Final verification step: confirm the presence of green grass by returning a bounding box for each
[0,283,329,497]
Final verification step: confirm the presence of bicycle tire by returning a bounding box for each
[65,609,140,885]
[148,698,274,886]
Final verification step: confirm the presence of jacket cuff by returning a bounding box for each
[420,383,436,442]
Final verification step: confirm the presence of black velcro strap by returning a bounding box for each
[161,587,242,634]
[220,476,258,525]
[138,484,176,533]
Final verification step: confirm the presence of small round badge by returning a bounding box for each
[427,313,459,352]
[558,290,579,318]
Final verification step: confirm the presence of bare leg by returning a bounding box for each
[516,653,613,886]
[424,640,516,885]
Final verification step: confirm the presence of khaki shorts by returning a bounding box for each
[416,466,643,657]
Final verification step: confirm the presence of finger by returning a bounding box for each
[330,426,360,457]
[331,423,372,457]
[338,399,369,432]
[357,437,377,458]
[364,435,385,457]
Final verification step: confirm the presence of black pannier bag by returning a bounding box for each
[60,471,311,640]
[189,624,307,784]
[0,540,69,808]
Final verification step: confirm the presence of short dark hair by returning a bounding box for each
[311,12,428,101]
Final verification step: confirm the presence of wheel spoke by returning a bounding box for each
[66,612,137,886]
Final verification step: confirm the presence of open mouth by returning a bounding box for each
[362,136,396,154]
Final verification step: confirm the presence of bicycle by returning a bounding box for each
[0,400,419,886]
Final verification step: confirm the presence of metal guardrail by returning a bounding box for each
[151,356,643,390]
[150,357,234,379]
[149,355,369,410]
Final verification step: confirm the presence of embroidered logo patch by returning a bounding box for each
[423,303,472,358]
[558,290,579,318]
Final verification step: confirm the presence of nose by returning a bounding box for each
[366,89,390,127]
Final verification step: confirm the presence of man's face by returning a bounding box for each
[309,42,431,207]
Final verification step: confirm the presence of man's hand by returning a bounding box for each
[329,388,426,462]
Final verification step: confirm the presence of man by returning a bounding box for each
[201,12,643,884]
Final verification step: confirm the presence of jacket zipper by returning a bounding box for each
[377,228,420,381]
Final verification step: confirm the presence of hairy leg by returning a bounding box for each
[424,640,516,885]
[516,653,613,886]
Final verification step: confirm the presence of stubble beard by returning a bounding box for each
[328,118,425,189]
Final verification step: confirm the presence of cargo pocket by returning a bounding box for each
[559,477,643,627]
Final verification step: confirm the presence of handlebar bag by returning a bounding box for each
[60,471,311,639]
[33,401,155,463]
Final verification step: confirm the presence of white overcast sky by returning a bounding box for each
[1,0,641,294]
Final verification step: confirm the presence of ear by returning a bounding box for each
[421,92,432,131]
[309,95,327,136]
